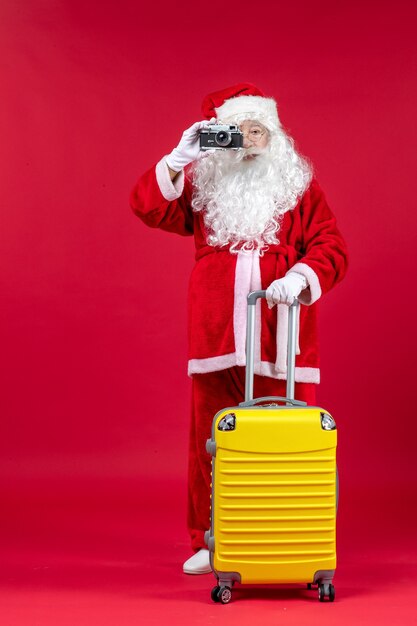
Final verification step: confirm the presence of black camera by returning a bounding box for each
[199,124,243,150]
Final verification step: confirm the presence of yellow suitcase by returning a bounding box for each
[205,291,337,604]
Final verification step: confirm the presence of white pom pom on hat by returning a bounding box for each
[201,83,280,131]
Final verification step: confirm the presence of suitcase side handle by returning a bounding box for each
[239,395,307,408]
[245,290,299,404]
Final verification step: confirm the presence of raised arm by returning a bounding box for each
[130,119,212,236]
[130,158,194,236]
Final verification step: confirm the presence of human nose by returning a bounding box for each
[243,135,253,148]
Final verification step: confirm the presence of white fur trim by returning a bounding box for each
[234,253,253,365]
[215,96,280,131]
[251,251,263,375]
[188,353,237,375]
[155,157,185,201]
[287,263,322,305]
[258,361,321,384]
[233,251,262,367]
[276,304,287,374]
[275,303,301,375]
[188,354,320,383]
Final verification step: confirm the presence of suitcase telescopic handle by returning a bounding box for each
[244,290,300,405]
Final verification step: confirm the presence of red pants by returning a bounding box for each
[187,367,317,551]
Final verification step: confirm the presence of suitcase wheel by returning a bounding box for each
[211,586,220,603]
[211,585,232,604]
[318,583,335,602]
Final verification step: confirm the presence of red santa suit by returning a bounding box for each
[131,160,348,381]
[130,159,348,549]
[130,83,348,552]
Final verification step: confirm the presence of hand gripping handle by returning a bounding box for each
[244,290,300,405]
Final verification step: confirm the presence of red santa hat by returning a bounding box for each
[202,83,280,131]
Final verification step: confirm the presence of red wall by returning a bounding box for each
[1,0,416,532]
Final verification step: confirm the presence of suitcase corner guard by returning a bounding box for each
[204,531,215,551]
[206,439,216,457]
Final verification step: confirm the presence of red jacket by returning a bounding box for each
[130,158,348,384]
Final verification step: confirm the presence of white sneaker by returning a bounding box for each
[183,549,212,575]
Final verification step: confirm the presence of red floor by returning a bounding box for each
[1,478,416,625]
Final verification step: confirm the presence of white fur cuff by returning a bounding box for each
[155,157,185,201]
[287,263,322,305]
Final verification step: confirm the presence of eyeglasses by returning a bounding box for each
[240,128,267,142]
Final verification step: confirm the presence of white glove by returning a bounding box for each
[266,272,308,308]
[165,118,215,172]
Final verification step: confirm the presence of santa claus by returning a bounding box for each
[130,83,348,574]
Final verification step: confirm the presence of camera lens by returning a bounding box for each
[215,130,232,147]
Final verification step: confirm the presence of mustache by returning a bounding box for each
[197,145,269,169]
[244,146,264,155]
[225,146,266,163]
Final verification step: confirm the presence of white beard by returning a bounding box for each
[191,129,312,254]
